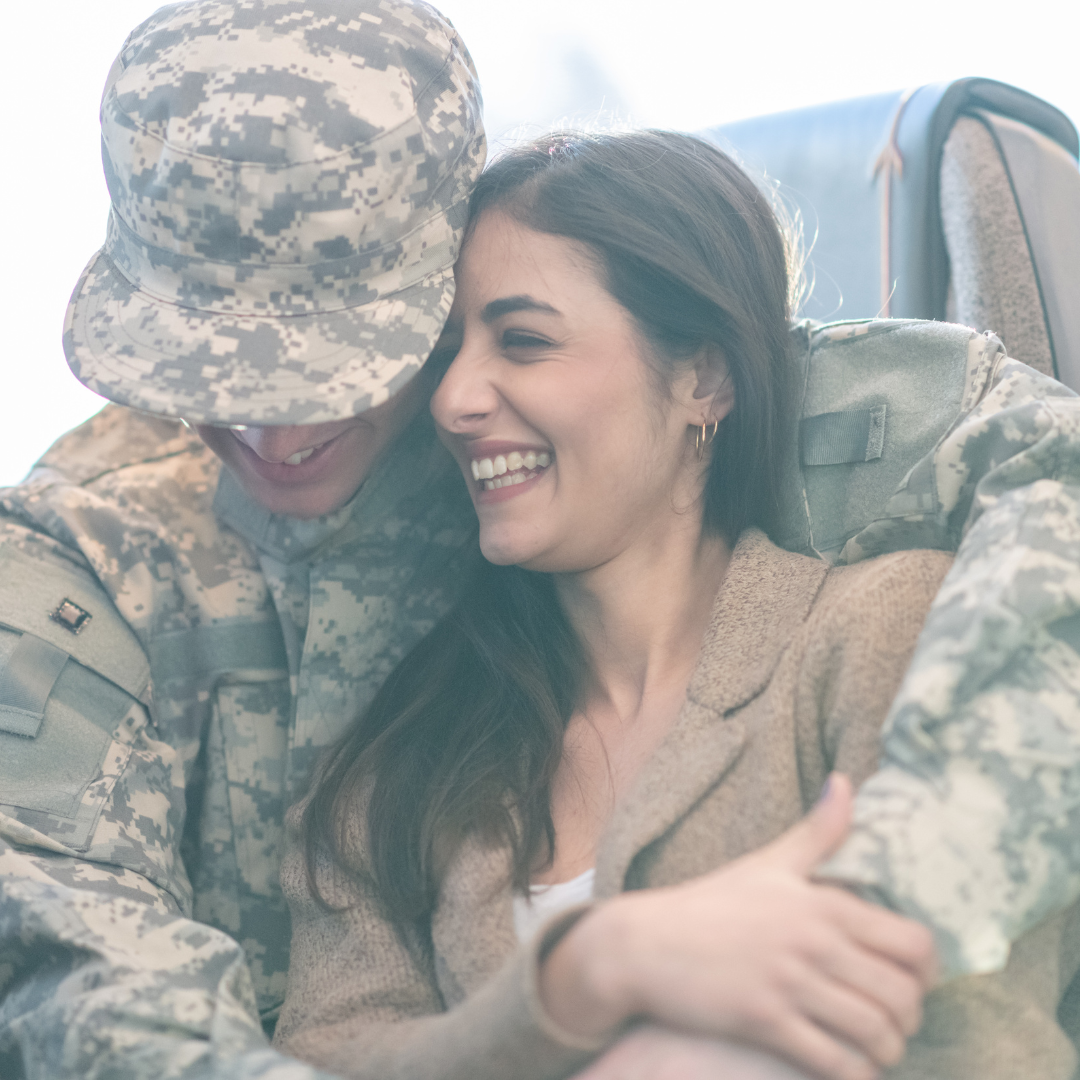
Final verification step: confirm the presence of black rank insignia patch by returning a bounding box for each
[50,598,93,635]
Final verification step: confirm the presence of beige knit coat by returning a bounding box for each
[274,530,1080,1079]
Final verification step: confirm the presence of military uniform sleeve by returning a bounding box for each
[0,525,335,1079]
[817,354,1080,981]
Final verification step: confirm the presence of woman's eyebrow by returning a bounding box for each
[481,295,560,322]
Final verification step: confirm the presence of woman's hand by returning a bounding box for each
[539,774,937,1080]
[571,1025,815,1080]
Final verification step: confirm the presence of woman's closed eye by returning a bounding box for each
[502,328,555,357]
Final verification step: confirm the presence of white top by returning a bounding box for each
[512,867,596,944]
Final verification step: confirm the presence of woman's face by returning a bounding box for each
[430,210,729,573]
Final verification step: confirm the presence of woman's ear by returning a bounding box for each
[692,343,735,425]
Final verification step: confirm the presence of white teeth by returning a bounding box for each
[470,451,553,491]
[283,447,316,466]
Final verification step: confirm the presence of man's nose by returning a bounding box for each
[231,426,324,463]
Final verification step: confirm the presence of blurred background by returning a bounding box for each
[1,0,1076,486]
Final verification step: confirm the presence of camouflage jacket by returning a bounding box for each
[808,321,1080,980]
[0,405,478,1079]
[2,318,1080,1078]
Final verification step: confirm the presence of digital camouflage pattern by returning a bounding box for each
[64,0,485,426]
[0,404,478,1078]
[4,314,1080,1079]
[2,2,487,1074]
[815,323,1080,980]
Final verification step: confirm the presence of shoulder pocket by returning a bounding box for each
[0,544,149,851]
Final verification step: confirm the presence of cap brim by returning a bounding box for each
[64,250,455,426]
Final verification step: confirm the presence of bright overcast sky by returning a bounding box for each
[1,0,1076,487]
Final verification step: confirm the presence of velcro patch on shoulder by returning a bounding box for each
[0,544,149,702]
[801,405,887,466]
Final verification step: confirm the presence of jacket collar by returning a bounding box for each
[686,528,829,717]
[595,529,828,895]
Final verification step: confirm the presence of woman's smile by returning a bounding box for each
[466,440,554,499]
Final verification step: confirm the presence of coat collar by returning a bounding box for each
[595,529,828,895]
[686,529,829,717]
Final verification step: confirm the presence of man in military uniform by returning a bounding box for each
[0,2,485,1076]
[4,2,1080,1076]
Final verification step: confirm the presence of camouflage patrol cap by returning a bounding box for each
[64,0,485,426]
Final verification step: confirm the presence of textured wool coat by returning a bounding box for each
[274,530,1080,1080]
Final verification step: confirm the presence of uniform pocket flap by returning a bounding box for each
[0,631,69,738]
[0,704,47,738]
[0,622,138,840]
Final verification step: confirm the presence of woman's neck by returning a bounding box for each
[534,517,733,885]
[555,517,733,722]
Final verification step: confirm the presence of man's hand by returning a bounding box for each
[541,775,936,1080]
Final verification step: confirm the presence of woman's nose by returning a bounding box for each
[430,343,500,434]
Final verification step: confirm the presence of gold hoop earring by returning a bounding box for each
[695,420,719,460]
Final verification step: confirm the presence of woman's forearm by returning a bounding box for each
[539,897,639,1040]
[571,1026,817,1080]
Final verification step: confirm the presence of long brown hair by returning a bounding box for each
[302,129,795,939]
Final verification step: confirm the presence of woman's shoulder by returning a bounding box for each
[697,535,954,776]
[725,530,953,645]
[820,547,954,612]
[777,547,954,788]
[801,546,955,664]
